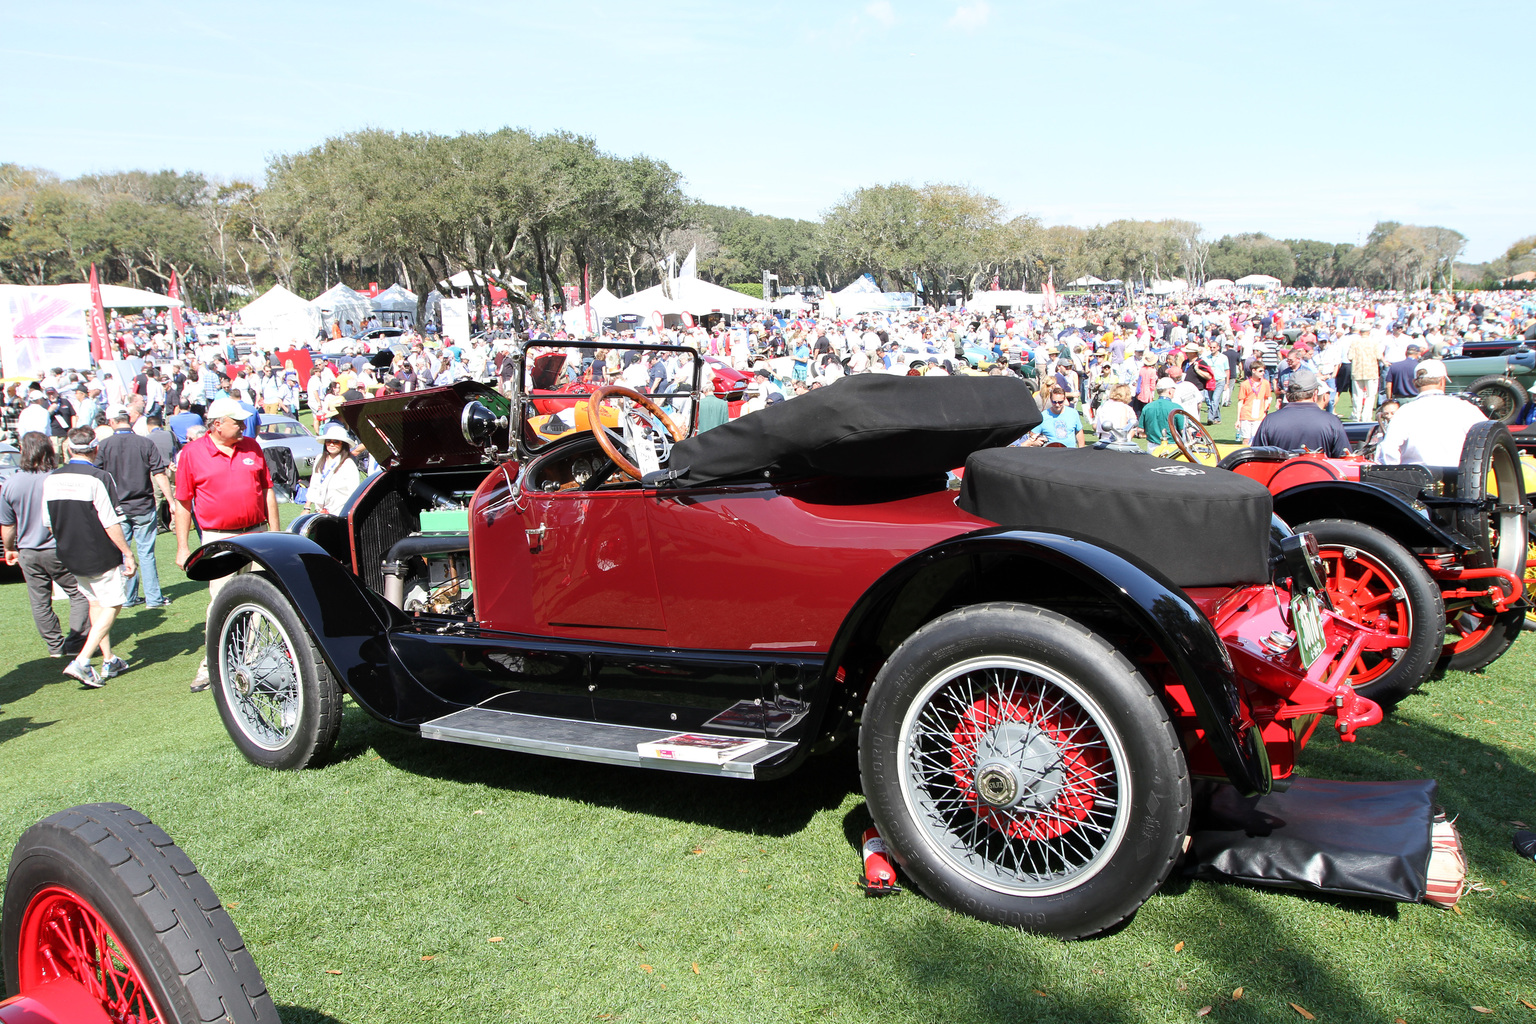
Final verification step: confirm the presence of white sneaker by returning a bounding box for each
[191,662,211,693]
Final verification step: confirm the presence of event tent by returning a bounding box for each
[825,274,909,316]
[440,269,527,292]
[1235,274,1282,289]
[1067,276,1106,287]
[371,283,418,314]
[0,282,185,308]
[238,284,321,347]
[1205,279,1236,292]
[965,290,1046,312]
[312,283,375,330]
[767,293,812,312]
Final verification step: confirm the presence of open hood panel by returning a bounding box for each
[341,381,511,470]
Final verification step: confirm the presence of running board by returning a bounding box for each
[418,707,796,779]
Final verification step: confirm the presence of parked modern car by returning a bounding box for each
[186,340,1415,938]
[254,414,322,478]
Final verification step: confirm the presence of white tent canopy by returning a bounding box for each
[965,290,1046,312]
[440,268,527,291]
[237,284,321,347]
[311,283,375,329]
[0,283,185,308]
[1205,278,1236,291]
[1068,276,1106,287]
[767,293,811,312]
[1235,274,1282,288]
[371,283,418,314]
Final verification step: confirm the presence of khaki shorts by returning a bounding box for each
[76,565,126,608]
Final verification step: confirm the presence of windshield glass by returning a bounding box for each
[520,343,700,452]
[259,422,308,438]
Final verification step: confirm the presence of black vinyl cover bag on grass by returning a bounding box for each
[1184,777,1437,903]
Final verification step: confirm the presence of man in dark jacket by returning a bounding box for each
[1253,370,1350,456]
[44,429,136,687]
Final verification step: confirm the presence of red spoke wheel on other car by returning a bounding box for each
[859,603,1189,938]
[1,803,277,1024]
[15,886,161,1023]
[1296,519,1444,711]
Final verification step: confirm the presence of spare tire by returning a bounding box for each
[1465,375,1528,424]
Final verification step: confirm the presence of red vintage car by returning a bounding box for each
[1,804,274,1024]
[1169,412,1529,709]
[184,341,1411,938]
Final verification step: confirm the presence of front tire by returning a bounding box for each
[1296,519,1444,710]
[207,573,342,770]
[1,803,277,1024]
[859,603,1189,938]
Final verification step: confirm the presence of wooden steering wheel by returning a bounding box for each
[587,384,686,480]
[1169,408,1220,466]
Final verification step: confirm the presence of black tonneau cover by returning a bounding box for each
[959,446,1274,587]
[664,375,1041,485]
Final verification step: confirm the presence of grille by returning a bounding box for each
[357,488,417,594]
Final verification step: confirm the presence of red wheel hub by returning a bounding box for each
[1318,547,1410,686]
[949,686,1103,841]
[16,885,164,1024]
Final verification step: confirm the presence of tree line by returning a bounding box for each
[0,128,1507,316]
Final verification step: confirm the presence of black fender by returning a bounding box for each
[1272,481,1472,553]
[824,527,1271,796]
[184,532,415,723]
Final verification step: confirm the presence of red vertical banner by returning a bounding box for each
[168,269,185,348]
[584,265,592,333]
[87,264,109,361]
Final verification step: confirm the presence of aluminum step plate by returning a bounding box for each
[419,707,796,779]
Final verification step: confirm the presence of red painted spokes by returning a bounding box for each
[950,685,1104,840]
[17,886,163,1024]
[1318,547,1411,686]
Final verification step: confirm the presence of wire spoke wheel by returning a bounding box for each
[861,604,1188,936]
[1316,544,1411,688]
[1295,519,1442,710]
[16,885,163,1024]
[219,603,301,750]
[899,656,1128,895]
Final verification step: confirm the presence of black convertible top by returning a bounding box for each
[664,374,1041,485]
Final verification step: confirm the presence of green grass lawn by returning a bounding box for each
[3,512,1535,1023]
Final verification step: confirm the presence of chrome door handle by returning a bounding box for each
[525,523,546,548]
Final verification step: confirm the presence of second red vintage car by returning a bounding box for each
[186,341,1413,938]
[1170,412,1529,708]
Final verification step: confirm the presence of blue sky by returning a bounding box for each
[5,0,1531,261]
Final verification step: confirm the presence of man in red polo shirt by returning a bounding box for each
[174,396,280,691]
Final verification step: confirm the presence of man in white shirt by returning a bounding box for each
[1375,359,1486,467]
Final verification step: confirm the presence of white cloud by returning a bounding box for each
[947,1,990,31]
[865,1,896,27]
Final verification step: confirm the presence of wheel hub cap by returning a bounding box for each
[972,723,1066,810]
[232,665,255,697]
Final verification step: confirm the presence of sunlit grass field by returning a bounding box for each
[3,441,1535,1023]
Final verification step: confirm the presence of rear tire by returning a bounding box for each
[859,603,1189,938]
[1439,421,1528,673]
[1,803,277,1024]
[1465,376,1528,425]
[207,573,342,770]
[1296,519,1444,710]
